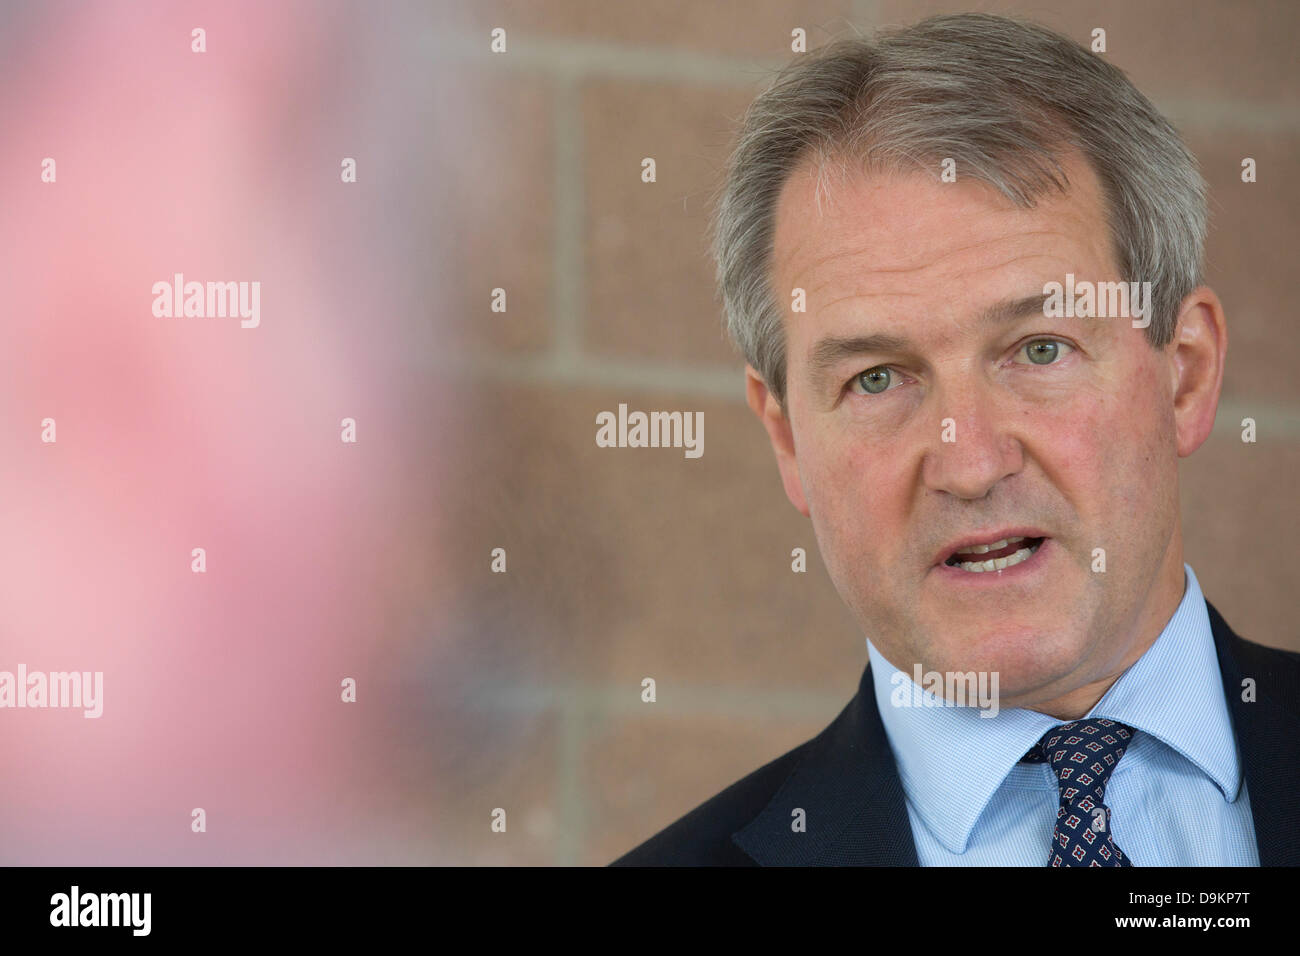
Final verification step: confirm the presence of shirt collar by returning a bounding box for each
[866,564,1240,853]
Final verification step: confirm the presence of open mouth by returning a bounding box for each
[943,535,1045,572]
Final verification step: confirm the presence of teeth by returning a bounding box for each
[952,543,1036,573]
[954,535,1025,556]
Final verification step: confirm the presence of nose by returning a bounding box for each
[922,376,1024,500]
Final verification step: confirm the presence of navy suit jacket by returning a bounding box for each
[611,601,1300,866]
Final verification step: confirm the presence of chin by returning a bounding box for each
[925,621,1086,691]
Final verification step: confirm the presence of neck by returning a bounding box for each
[1031,535,1187,721]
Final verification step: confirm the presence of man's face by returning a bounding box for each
[765,151,1187,710]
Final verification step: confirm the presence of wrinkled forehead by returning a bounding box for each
[770,148,1117,308]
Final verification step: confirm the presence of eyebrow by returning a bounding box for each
[806,293,1050,382]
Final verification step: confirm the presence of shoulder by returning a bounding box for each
[1208,600,1300,708]
[1232,633,1300,672]
[1228,632,1300,710]
[608,737,816,866]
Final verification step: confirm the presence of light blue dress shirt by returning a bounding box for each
[866,564,1260,865]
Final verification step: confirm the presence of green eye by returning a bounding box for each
[853,367,893,394]
[1020,339,1073,365]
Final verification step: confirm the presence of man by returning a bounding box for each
[612,13,1299,866]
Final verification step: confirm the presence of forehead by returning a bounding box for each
[770,150,1115,310]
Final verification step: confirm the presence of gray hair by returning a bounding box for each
[710,13,1207,407]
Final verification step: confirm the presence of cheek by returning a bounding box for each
[1041,362,1174,518]
[802,428,860,518]
[1047,398,1110,485]
[801,424,910,554]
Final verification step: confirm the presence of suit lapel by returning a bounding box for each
[731,662,918,865]
[1207,600,1300,866]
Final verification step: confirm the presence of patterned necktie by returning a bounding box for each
[1021,717,1135,867]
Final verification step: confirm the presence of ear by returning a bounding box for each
[745,365,810,517]
[1167,285,1227,458]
